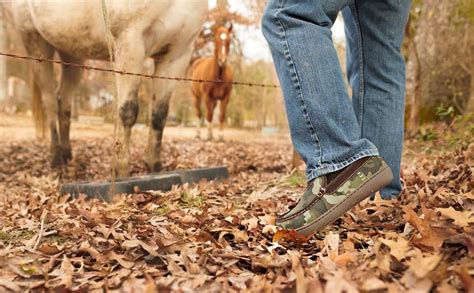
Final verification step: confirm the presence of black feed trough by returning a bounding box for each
[60,166,229,201]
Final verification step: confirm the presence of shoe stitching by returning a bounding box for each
[277,159,376,222]
[295,166,388,232]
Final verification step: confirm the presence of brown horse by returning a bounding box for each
[191,24,233,140]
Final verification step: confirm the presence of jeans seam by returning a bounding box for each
[274,2,323,165]
[350,3,365,132]
[306,148,379,180]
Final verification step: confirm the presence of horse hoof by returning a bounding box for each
[51,153,65,168]
[115,168,130,179]
[63,149,73,162]
[146,161,162,173]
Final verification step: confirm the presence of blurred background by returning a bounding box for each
[0,0,473,135]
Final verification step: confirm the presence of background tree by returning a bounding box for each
[0,5,6,102]
[407,0,474,129]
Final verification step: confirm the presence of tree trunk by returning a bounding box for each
[466,72,474,114]
[0,6,7,102]
[416,0,472,120]
[407,39,421,134]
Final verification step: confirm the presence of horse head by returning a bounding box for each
[214,23,232,68]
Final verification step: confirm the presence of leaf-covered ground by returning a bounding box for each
[0,119,473,292]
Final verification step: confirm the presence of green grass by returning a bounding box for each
[153,203,171,216]
[179,191,205,209]
[47,234,66,245]
[0,229,36,245]
[0,230,11,242]
[283,171,306,187]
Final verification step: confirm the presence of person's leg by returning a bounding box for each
[342,0,411,198]
[262,0,379,182]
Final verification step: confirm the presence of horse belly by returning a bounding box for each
[211,85,231,100]
[25,1,110,60]
[27,0,207,61]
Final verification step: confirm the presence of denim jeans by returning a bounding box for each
[262,0,411,198]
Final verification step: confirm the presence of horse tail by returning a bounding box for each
[31,76,46,139]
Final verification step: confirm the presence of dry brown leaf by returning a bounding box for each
[1,120,472,292]
[332,252,357,267]
[360,276,387,291]
[121,239,159,256]
[436,207,473,228]
[401,270,433,293]
[289,251,307,293]
[107,250,134,269]
[324,271,358,293]
[0,279,21,291]
[37,242,63,255]
[144,272,157,293]
[407,253,441,279]
[58,255,74,289]
[379,236,410,261]
[455,266,474,293]
[258,214,276,225]
[436,279,458,293]
[241,218,258,231]
[262,224,278,234]
[403,206,455,252]
[324,232,340,256]
[273,230,311,244]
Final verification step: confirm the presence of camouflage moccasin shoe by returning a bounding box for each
[276,156,393,237]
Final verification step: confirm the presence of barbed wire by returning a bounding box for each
[0,52,280,88]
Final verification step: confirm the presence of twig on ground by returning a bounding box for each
[33,209,48,249]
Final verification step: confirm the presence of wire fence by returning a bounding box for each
[0,52,281,88]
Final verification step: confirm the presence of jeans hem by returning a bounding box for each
[306,148,379,181]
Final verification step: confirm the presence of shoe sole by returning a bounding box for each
[295,165,393,237]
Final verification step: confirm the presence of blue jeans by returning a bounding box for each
[262,0,411,198]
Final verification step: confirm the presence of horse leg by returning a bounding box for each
[147,50,192,172]
[218,96,229,141]
[57,53,83,162]
[206,99,216,141]
[23,33,63,167]
[192,94,202,139]
[147,83,171,172]
[113,40,145,177]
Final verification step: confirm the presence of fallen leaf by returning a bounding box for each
[289,251,307,293]
[332,252,357,267]
[0,279,21,291]
[107,250,134,269]
[241,218,258,231]
[360,276,387,291]
[407,253,441,279]
[436,207,473,228]
[403,206,455,252]
[258,214,276,225]
[380,236,410,261]
[273,230,311,244]
[455,266,474,293]
[58,255,74,289]
[400,270,433,293]
[121,240,159,256]
[37,242,63,255]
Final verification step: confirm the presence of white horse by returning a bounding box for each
[9,0,208,176]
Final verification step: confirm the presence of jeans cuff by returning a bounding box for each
[306,148,379,181]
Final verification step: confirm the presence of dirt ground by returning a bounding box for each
[0,112,473,292]
[0,113,289,142]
